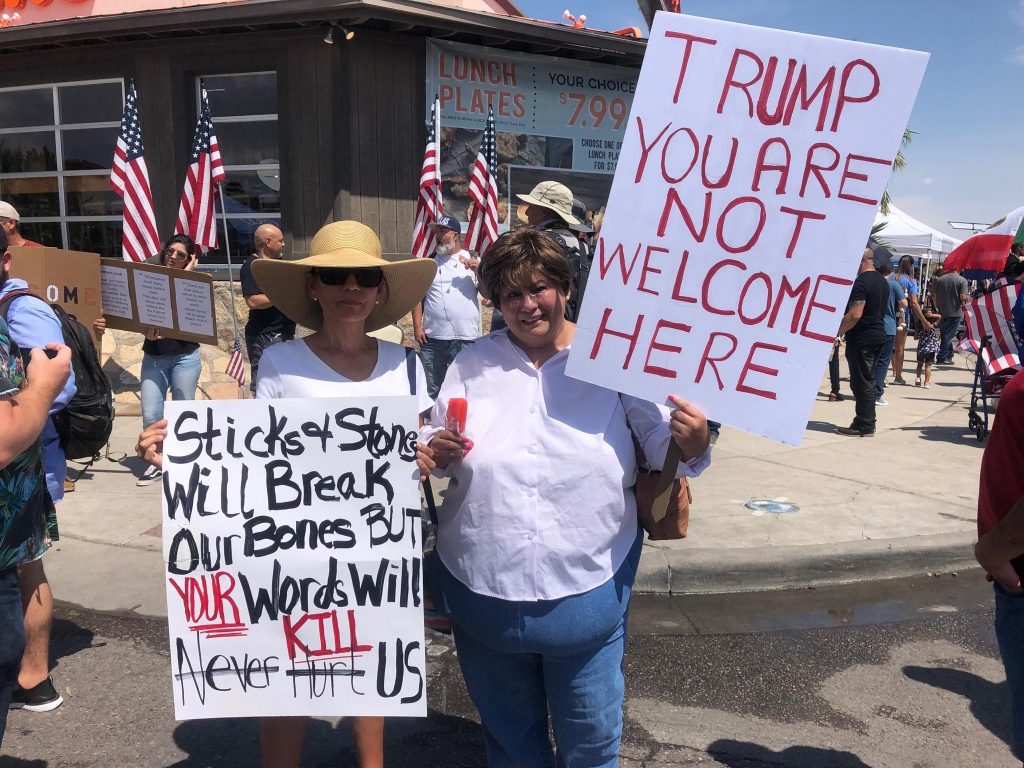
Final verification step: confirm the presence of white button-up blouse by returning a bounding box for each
[421,330,711,601]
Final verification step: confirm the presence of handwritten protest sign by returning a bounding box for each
[100,259,218,346]
[162,397,426,720]
[8,246,102,345]
[565,14,928,445]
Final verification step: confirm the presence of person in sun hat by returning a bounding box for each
[249,220,439,768]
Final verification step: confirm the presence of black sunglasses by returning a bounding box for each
[162,246,190,259]
[313,267,383,288]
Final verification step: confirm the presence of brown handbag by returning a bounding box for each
[632,437,692,541]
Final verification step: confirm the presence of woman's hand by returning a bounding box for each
[145,326,163,341]
[136,418,168,469]
[93,316,107,335]
[667,396,710,460]
[415,442,436,481]
[430,429,469,469]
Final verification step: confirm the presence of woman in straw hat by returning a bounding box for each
[252,220,436,768]
[423,228,711,766]
[134,221,437,768]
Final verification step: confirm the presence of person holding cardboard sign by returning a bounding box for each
[250,220,437,768]
[136,234,201,486]
[423,228,711,767]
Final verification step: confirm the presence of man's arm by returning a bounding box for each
[7,298,75,412]
[412,302,427,345]
[837,301,864,335]
[0,345,72,467]
[245,293,274,310]
[976,494,1024,591]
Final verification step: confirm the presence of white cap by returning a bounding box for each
[0,202,20,221]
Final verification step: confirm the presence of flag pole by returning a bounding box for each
[216,183,244,395]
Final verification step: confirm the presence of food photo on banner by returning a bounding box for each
[161,396,427,720]
[564,12,929,447]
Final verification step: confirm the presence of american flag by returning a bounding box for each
[225,335,246,387]
[959,281,1022,375]
[411,96,442,259]
[176,82,226,250]
[463,105,499,257]
[110,80,160,263]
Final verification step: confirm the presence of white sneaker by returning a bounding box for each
[876,397,889,406]
[136,464,162,487]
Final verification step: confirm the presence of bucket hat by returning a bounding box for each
[252,220,436,332]
[516,181,580,226]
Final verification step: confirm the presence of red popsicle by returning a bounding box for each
[446,397,468,435]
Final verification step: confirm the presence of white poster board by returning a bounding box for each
[162,397,427,720]
[565,13,929,446]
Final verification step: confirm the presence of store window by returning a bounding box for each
[199,72,280,269]
[0,79,124,255]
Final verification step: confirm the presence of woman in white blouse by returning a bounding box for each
[425,228,711,767]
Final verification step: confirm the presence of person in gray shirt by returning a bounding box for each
[933,270,969,364]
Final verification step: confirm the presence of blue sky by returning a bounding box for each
[515,0,1024,238]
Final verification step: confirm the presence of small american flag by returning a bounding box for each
[411,97,442,259]
[110,80,160,263]
[176,82,226,250]
[463,105,499,257]
[959,281,1022,375]
[225,335,246,387]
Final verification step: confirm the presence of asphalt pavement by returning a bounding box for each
[43,342,993,621]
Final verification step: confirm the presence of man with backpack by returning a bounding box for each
[0,236,76,713]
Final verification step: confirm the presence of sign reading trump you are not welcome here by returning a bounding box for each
[566,14,928,446]
[161,397,426,720]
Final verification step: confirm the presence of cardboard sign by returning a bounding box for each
[100,259,218,346]
[7,246,102,345]
[565,13,929,445]
[162,397,427,720]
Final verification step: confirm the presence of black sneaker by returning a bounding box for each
[10,677,63,712]
[136,464,162,487]
[835,426,875,437]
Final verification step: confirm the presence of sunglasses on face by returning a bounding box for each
[163,247,190,260]
[313,267,383,288]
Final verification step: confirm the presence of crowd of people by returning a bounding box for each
[3,181,1024,766]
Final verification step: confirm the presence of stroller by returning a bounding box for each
[962,279,1022,440]
[967,336,1018,441]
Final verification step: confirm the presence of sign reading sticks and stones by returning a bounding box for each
[162,397,426,720]
[565,13,929,446]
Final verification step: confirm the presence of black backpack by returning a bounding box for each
[543,226,592,323]
[0,289,114,461]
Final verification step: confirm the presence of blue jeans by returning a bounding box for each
[140,349,202,427]
[419,338,472,401]
[0,567,26,746]
[441,529,643,767]
[874,335,895,398]
[938,315,960,363]
[995,583,1024,760]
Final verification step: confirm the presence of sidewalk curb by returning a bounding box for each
[635,531,978,594]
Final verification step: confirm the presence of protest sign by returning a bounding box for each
[7,246,102,345]
[565,13,929,445]
[162,397,427,720]
[100,259,218,346]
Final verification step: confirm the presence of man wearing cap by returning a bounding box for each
[0,229,74,713]
[412,213,480,400]
[0,203,43,249]
[515,181,590,322]
[835,246,890,437]
[239,223,295,391]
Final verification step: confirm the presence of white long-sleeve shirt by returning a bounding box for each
[421,330,710,601]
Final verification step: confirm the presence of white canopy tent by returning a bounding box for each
[872,204,961,259]
[872,204,962,303]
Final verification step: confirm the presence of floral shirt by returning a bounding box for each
[0,317,54,569]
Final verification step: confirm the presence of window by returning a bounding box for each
[0,80,124,254]
[198,72,280,270]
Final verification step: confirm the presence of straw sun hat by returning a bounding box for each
[251,220,436,332]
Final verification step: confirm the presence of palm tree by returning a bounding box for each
[880,128,913,216]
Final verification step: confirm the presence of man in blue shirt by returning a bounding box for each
[874,261,907,406]
[0,242,76,713]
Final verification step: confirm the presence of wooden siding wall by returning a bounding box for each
[339,31,425,257]
[0,27,427,260]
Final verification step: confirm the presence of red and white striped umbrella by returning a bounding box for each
[943,205,1024,273]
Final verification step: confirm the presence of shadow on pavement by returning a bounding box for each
[708,739,870,767]
[896,424,984,446]
[49,616,100,674]
[805,420,839,434]
[0,759,47,767]
[168,708,484,767]
[903,665,1014,749]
